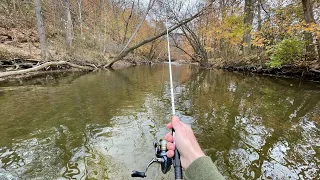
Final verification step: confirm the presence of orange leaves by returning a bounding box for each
[252,38,264,47]
[302,22,320,36]
[200,14,244,49]
[287,22,320,37]
[205,46,215,54]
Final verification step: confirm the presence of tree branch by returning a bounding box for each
[105,4,210,68]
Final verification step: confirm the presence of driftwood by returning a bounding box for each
[0,61,94,78]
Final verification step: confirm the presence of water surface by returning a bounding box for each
[0,65,319,179]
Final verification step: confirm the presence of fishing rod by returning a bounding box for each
[131,7,183,180]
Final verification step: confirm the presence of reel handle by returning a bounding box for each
[173,148,183,179]
[172,129,183,180]
[131,171,146,178]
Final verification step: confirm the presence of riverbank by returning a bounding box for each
[202,57,320,82]
[222,64,320,82]
[0,58,153,81]
[1,38,320,82]
[2,58,320,82]
[0,22,155,81]
[0,41,153,81]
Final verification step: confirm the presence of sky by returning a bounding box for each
[140,0,203,13]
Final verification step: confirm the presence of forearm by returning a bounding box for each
[185,156,225,180]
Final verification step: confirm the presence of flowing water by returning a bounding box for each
[0,64,319,180]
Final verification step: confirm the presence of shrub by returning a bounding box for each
[267,38,304,68]
[0,48,11,60]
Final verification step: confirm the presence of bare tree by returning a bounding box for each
[257,0,262,31]
[105,4,210,68]
[77,0,83,36]
[103,0,108,55]
[243,0,255,56]
[111,0,121,41]
[63,0,73,50]
[123,1,135,43]
[302,0,317,60]
[181,24,208,66]
[113,0,155,59]
[34,0,48,60]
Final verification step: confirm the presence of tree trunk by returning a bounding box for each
[302,0,316,61]
[220,0,226,20]
[181,25,208,67]
[52,0,57,31]
[123,2,135,43]
[243,0,255,56]
[317,38,320,62]
[103,0,107,55]
[34,0,48,60]
[77,0,83,36]
[63,0,73,50]
[111,1,121,42]
[114,0,155,59]
[171,36,197,62]
[13,0,16,12]
[98,0,103,56]
[257,0,262,31]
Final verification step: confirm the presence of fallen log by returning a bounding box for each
[0,61,94,78]
[310,69,320,73]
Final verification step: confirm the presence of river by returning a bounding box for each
[0,64,319,179]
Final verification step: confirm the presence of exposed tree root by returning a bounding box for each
[310,69,320,73]
[222,65,320,81]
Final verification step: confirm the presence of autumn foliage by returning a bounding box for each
[0,0,319,68]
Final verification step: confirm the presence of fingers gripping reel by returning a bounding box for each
[131,139,172,178]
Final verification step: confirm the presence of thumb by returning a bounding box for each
[171,116,182,130]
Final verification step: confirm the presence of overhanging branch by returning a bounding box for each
[105,4,211,68]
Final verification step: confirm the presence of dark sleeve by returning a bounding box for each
[185,156,225,180]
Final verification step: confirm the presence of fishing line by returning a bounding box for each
[165,2,183,179]
[166,18,176,115]
[131,2,182,179]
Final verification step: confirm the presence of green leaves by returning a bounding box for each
[267,38,305,68]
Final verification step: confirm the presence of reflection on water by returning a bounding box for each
[0,65,319,179]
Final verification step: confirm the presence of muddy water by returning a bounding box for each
[0,65,319,179]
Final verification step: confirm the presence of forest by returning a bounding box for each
[1,1,320,179]
[0,0,319,79]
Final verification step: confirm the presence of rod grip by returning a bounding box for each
[173,149,183,179]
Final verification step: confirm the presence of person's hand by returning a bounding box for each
[165,116,205,169]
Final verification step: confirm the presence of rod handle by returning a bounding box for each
[173,149,183,179]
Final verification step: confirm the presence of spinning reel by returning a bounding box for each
[131,139,172,178]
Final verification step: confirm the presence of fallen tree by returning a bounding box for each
[105,3,212,68]
[0,61,95,78]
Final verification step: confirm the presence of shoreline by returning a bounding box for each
[220,64,320,82]
[0,58,154,82]
[1,59,320,82]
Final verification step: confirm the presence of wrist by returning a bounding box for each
[184,149,205,169]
